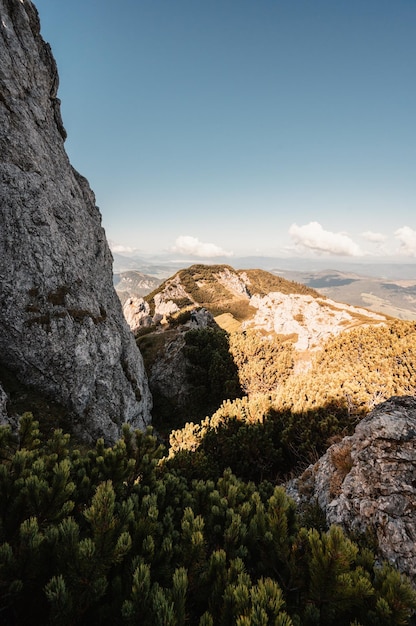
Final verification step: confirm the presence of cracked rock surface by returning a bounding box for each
[288,396,416,584]
[0,0,152,442]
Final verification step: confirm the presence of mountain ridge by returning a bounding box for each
[114,256,416,320]
[121,264,408,434]
[124,264,388,356]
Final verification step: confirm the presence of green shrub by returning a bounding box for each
[0,414,415,625]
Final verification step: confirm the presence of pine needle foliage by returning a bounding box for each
[168,395,353,483]
[0,415,415,625]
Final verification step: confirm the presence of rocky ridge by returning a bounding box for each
[0,0,152,441]
[123,264,388,352]
[288,396,416,585]
[125,264,390,427]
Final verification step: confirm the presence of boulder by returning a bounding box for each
[123,297,152,332]
[288,396,416,584]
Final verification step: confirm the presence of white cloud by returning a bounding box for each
[172,235,233,258]
[289,221,363,257]
[109,241,135,254]
[360,231,387,243]
[395,226,416,257]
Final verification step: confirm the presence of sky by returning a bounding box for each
[34,0,416,264]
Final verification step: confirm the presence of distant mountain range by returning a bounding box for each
[272,268,416,320]
[113,253,416,321]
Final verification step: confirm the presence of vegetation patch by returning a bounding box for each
[214,313,241,333]
[47,285,70,306]
[244,268,321,297]
[137,330,176,372]
[329,441,354,497]
[210,299,256,322]
[1,415,414,625]
[171,297,193,309]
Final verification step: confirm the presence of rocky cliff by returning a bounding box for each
[0,0,152,442]
[288,396,416,585]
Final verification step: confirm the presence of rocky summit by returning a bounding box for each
[288,396,416,585]
[0,0,152,442]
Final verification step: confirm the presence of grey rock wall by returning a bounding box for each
[0,0,152,442]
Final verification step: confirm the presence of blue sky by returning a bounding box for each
[35,0,416,262]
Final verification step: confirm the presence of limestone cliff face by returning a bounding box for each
[0,0,152,442]
[288,396,416,584]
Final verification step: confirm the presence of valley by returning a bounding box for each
[274,268,416,320]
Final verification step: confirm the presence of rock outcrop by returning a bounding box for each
[147,309,217,419]
[0,384,8,424]
[149,332,190,418]
[0,0,152,442]
[288,396,416,584]
[244,293,385,351]
[123,297,152,333]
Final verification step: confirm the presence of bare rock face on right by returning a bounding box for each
[289,396,416,584]
[0,0,152,442]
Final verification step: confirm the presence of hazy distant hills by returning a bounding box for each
[113,271,162,304]
[273,268,416,321]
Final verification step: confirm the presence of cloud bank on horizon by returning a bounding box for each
[110,223,416,260]
[395,226,416,257]
[289,222,416,258]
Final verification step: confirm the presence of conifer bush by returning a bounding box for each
[0,414,415,625]
[229,330,294,396]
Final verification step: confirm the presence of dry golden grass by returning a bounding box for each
[214,313,241,333]
[211,300,257,322]
[329,442,353,497]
